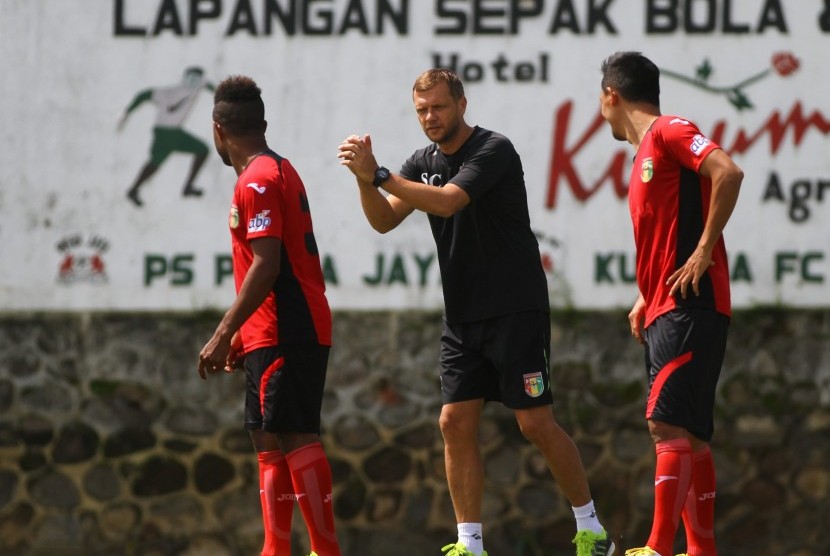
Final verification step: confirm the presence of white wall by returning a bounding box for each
[1,0,827,311]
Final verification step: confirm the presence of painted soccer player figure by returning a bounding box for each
[598,52,743,556]
[118,67,214,207]
[338,69,614,556]
[198,75,340,556]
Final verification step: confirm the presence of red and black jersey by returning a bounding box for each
[629,116,731,328]
[228,151,331,353]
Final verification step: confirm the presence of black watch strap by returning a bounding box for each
[372,166,391,188]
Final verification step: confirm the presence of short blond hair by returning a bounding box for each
[413,69,465,101]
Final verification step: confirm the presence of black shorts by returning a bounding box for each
[243,344,329,435]
[440,310,553,409]
[643,308,729,442]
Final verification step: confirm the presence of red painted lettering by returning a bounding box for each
[713,102,830,155]
[546,101,830,210]
[546,101,628,209]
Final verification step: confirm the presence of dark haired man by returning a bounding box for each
[338,69,613,556]
[599,52,743,556]
[199,75,341,556]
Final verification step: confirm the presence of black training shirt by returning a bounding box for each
[399,126,549,323]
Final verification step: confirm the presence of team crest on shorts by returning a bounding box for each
[523,372,545,398]
[641,158,654,183]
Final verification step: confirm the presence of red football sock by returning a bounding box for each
[682,446,717,556]
[286,442,341,556]
[258,450,294,556]
[647,438,692,556]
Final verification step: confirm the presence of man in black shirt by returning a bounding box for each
[338,69,614,556]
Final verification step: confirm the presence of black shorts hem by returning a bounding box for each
[648,413,713,442]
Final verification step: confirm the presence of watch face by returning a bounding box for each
[374,167,390,185]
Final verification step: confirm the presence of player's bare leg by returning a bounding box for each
[515,406,592,505]
[439,399,488,555]
[440,399,485,523]
[516,406,614,555]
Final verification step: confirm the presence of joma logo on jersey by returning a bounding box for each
[248,210,272,232]
[690,134,711,155]
[523,372,545,398]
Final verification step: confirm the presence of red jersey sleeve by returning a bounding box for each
[657,116,720,171]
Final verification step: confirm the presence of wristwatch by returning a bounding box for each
[372,166,391,188]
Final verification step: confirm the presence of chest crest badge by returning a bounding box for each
[229,206,239,229]
[641,157,654,183]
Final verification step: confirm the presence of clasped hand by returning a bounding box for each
[338,134,378,183]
